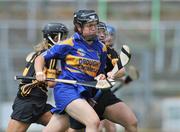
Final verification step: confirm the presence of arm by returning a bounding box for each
[34,55,46,81]
[111,48,126,77]
[107,67,126,79]
[35,41,73,80]
[107,45,131,79]
[34,55,58,87]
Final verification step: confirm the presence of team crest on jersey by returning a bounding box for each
[77,48,86,56]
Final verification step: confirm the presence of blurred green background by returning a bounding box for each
[0,0,180,132]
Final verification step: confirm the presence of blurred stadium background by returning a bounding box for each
[0,0,180,132]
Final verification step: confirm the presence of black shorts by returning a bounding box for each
[11,96,53,124]
[70,90,121,129]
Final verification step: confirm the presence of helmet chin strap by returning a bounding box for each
[48,33,62,45]
[99,38,105,44]
[78,25,97,43]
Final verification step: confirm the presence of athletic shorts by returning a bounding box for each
[51,83,92,114]
[70,90,122,129]
[11,96,53,124]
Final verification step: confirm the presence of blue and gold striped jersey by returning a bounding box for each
[42,33,107,82]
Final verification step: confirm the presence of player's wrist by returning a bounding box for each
[36,71,44,76]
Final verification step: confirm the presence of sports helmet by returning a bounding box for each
[42,23,68,44]
[73,9,99,26]
[97,21,107,30]
[106,25,116,37]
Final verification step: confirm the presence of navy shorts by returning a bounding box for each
[11,96,53,124]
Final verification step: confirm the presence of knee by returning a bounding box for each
[86,117,101,129]
[131,119,138,129]
[92,118,101,129]
[126,117,138,132]
[94,118,101,128]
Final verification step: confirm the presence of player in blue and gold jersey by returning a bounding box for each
[35,10,107,132]
[68,23,138,132]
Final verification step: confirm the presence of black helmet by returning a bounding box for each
[73,10,99,26]
[97,21,107,30]
[42,23,68,44]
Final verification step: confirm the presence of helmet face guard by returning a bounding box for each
[47,33,61,44]
[42,23,68,44]
[97,22,107,43]
[97,21,107,31]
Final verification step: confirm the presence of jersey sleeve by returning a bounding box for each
[42,44,71,61]
[111,48,119,59]
[97,44,107,74]
[107,47,119,66]
[42,38,74,61]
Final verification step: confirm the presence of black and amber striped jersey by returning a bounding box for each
[17,46,58,98]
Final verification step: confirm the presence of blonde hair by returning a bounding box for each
[33,40,49,52]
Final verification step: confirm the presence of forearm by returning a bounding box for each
[34,55,45,73]
[114,67,126,78]
[107,67,126,80]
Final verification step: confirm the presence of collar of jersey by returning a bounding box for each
[73,32,98,45]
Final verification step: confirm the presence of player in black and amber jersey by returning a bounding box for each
[95,24,138,132]
[6,23,69,132]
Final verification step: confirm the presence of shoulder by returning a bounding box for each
[98,41,107,52]
[108,47,117,53]
[25,51,43,62]
[107,47,119,58]
[57,37,74,47]
[25,52,36,62]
